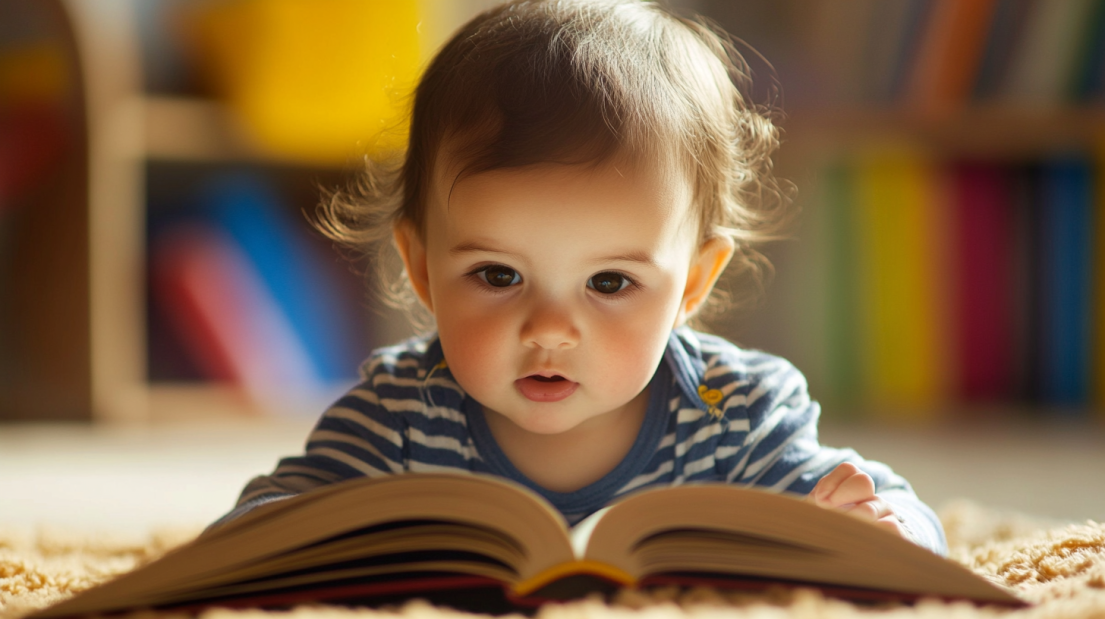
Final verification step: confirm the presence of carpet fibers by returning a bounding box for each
[2,502,1104,619]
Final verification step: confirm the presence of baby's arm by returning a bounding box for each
[708,347,946,554]
[209,375,408,530]
[807,462,905,537]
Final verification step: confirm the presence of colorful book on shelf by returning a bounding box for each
[804,0,881,105]
[972,0,1037,100]
[1094,148,1105,413]
[1037,158,1093,408]
[813,161,862,412]
[1007,164,1043,404]
[30,473,1024,619]
[999,0,1098,104]
[868,0,932,103]
[949,162,1014,402]
[198,175,364,382]
[150,224,326,405]
[1070,0,1105,99]
[905,0,999,110]
[851,150,950,417]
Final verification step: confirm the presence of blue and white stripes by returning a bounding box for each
[232,327,946,555]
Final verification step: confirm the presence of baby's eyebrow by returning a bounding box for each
[449,241,516,257]
[450,242,657,268]
[594,250,658,267]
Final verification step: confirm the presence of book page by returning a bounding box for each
[34,473,575,618]
[581,483,1020,604]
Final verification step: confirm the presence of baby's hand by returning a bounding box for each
[807,463,904,537]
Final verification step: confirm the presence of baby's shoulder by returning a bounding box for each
[680,330,810,417]
[339,334,465,423]
[690,331,804,387]
[357,334,440,384]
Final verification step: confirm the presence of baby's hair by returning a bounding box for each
[315,0,792,326]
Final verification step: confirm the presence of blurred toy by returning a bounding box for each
[178,0,421,164]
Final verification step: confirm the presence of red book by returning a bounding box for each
[150,224,324,404]
[951,162,1014,401]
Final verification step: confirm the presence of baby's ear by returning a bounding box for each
[675,235,735,326]
[393,219,434,313]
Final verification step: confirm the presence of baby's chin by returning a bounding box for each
[485,400,594,436]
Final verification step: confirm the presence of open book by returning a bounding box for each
[34,473,1023,617]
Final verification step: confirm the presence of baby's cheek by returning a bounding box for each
[438,313,511,388]
[596,319,668,394]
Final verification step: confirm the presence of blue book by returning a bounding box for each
[1038,158,1093,408]
[198,175,365,383]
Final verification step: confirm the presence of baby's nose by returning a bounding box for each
[520,303,580,349]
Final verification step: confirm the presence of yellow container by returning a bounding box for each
[189,0,422,164]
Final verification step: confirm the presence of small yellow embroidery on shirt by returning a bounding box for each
[697,384,724,418]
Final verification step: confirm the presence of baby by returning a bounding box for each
[222,0,946,555]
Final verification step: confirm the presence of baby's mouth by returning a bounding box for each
[515,373,578,402]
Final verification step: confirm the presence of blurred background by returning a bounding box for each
[2,0,1104,529]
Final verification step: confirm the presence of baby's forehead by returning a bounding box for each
[430,142,689,196]
[425,153,700,242]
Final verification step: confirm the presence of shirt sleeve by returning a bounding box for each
[715,354,948,555]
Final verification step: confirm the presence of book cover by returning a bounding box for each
[949,162,1014,402]
[852,150,951,417]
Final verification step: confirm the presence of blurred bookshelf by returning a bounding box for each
[4,0,1105,425]
[695,0,1105,425]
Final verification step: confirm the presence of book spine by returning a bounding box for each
[818,161,862,413]
[1095,148,1105,415]
[1008,164,1043,404]
[1038,158,1093,409]
[1069,0,1105,100]
[1000,0,1097,104]
[853,151,949,416]
[950,162,1014,402]
[907,0,999,110]
[857,0,928,102]
[971,0,1038,100]
[198,175,365,382]
[150,224,325,405]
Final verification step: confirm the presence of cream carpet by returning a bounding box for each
[2,501,1104,619]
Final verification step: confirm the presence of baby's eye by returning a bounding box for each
[478,265,521,288]
[588,272,631,294]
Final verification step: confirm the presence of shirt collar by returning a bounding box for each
[664,326,713,414]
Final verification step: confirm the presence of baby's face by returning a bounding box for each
[407,157,703,436]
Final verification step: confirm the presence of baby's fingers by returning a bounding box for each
[874,513,906,538]
[842,498,907,538]
[841,496,892,522]
[808,463,874,508]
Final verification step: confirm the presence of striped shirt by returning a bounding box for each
[229,327,946,555]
